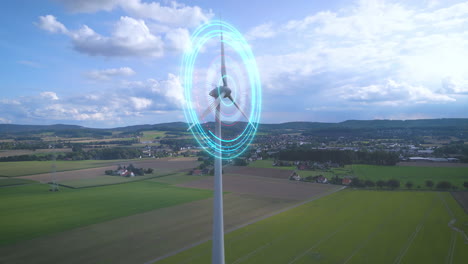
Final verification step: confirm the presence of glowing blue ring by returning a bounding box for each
[182,20,262,159]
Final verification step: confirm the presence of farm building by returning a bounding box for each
[342,178,352,185]
[289,171,302,181]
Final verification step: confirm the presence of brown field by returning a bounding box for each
[397,161,468,167]
[167,157,198,162]
[452,192,468,214]
[224,166,293,179]
[178,174,336,200]
[0,191,317,264]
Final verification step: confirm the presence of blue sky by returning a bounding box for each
[0,0,467,127]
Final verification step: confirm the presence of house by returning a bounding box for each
[120,170,135,177]
[342,178,352,185]
[289,171,301,181]
[314,175,328,184]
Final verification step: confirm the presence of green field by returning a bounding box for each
[352,165,468,189]
[140,130,167,142]
[0,160,127,177]
[0,181,212,245]
[0,178,35,187]
[157,190,468,264]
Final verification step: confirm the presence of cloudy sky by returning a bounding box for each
[1,0,467,127]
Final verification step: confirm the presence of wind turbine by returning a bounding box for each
[183,19,261,264]
[187,33,253,132]
[187,32,252,264]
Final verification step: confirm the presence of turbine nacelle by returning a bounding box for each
[209,86,232,99]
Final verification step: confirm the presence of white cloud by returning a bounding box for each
[55,0,213,28]
[246,22,276,40]
[86,67,135,81]
[17,60,42,68]
[70,16,164,57]
[36,15,68,34]
[165,28,191,53]
[340,79,455,105]
[250,0,468,108]
[36,15,197,57]
[125,73,185,108]
[0,71,186,125]
[441,77,468,94]
[40,92,59,100]
[130,97,152,110]
[0,117,12,124]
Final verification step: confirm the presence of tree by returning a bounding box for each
[436,181,452,190]
[405,181,414,189]
[387,179,400,190]
[350,178,364,187]
[233,158,248,166]
[365,180,375,188]
[464,181,468,190]
[376,180,385,189]
[425,180,434,189]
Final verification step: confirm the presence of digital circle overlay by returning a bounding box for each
[182,20,262,159]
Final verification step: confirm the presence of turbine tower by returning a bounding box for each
[184,20,261,264]
[187,32,252,264]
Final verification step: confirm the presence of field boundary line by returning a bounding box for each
[143,185,346,264]
[445,231,457,264]
[342,197,409,264]
[393,196,436,264]
[438,193,468,243]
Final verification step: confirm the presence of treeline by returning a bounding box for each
[0,147,143,162]
[343,178,468,191]
[434,142,468,162]
[160,138,196,151]
[278,149,399,165]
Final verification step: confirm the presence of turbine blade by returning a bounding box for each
[187,94,224,131]
[228,96,256,129]
[221,33,227,87]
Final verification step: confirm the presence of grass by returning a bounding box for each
[0,193,297,264]
[157,190,468,264]
[140,130,167,142]
[0,178,35,187]
[59,175,135,188]
[0,181,212,246]
[352,164,468,189]
[0,160,127,177]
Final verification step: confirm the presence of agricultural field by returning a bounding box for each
[0,160,125,177]
[352,165,468,189]
[140,130,167,142]
[248,159,295,170]
[0,148,72,158]
[150,172,209,185]
[0,181,212,246]
[0,177,35,187]
[0,164,339,263]
[225,166,294,179]
[157,190,468,264]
